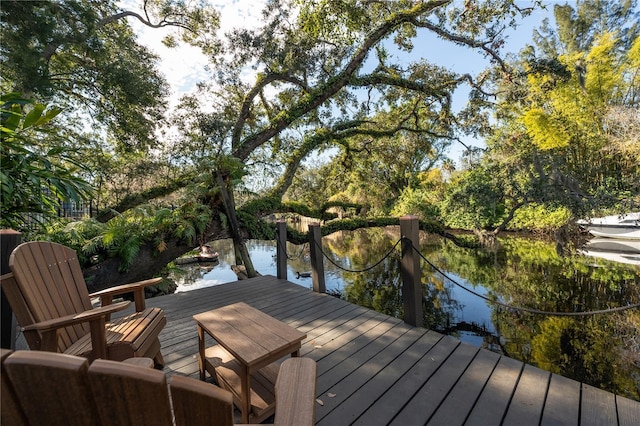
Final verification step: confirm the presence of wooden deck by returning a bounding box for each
[142,275,639,425]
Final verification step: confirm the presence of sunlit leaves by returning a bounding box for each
[521,107,570,149]
[490,3,640,218]
[295,0,372,45]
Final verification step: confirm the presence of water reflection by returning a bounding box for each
[169,228,640,400]
[579,238,640,266]
[168,237,346,293]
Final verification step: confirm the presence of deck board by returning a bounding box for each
[390,341,480,425]
[426,349,501,425]
[462,352,523,426]
[541,374,580,426]
[581,384,618,426]
[351,335,460,425]
[502,364,551,426]
[138,275,640,425]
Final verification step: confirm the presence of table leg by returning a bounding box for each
[241,365,251,423]
[197,325,205,381]
[292,349,300,357]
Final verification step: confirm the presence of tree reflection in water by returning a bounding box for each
[170,228,640,401]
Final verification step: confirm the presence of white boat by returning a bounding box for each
[577,212,640,240]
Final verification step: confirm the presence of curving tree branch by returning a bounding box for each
[268,114,455,199]
[99,10,193,31]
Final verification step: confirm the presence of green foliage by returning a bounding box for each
[180,0,536,238]
[484,3,640,225]
[531,316,628,395]
[521,107,571,149]
[440,165,506,230]
[169,202,212,245]
[391,186,440,220]
[236,196,368,241]
[33,218,107,265]
[38,203,211,271]
[321,217,443,237]
[0,0,172,151]
[239,196,343,228]
[507,204,572,232]
[0,94,94,230]
[237,210,277,241]
[240,196,288,217]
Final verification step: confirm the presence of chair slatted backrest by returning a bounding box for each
[170,375,235,426]
[0,273,41,350]
[88,359,174,426]
[9,241,93,351]
[3,351,317,426]
[3,350,101,426]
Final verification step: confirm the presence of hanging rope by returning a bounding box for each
[311,236,403,273]
[283,228,640,316]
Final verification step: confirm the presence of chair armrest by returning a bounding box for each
[21,301,130,359]
[89,277,162,312]
[21,301,131,333]
[274,358,317,426]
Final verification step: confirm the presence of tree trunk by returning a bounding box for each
[215,171,258,278]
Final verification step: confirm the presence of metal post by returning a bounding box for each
[1,229,21,349]
[276,221,288,279]
[308,223,326,294]
[400,216,422,326]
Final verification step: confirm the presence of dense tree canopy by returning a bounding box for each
[156,0,543,275]
[0,0,218,222]
[1,0,167,149]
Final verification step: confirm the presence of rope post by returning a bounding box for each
[400,216,422,327]
[276,221,287,279]
[308,223,326,294]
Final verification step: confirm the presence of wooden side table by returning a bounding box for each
[193,302,307,424]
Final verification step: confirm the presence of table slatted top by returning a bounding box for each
[193,302,306,366]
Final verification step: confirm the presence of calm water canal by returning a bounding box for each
[168,227,640,401]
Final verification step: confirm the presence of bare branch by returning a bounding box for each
[410,17,512,75]
[99,11,192,31]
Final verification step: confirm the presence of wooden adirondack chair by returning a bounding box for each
[2,241,166,366]
[2,350,317,426]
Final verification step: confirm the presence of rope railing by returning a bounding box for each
[275,227,307,259]
[276,218,639,320]
[284,222,640,317]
